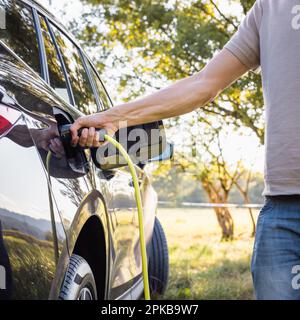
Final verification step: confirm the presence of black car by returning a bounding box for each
[0,0,171,300]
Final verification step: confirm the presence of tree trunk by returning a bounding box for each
[202,184,235,240]
[214,207,234,240]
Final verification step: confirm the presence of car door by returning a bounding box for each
[40,10,150,298]
[44,13,145,297]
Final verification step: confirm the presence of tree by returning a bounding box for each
[189,119,237,240]
[164,113,239,240]
[73,0,264,142]
[164,108,262,240]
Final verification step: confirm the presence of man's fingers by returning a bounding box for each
[72,126,102,148]
[78,128,88,147]
[93,131,100,148]
[72,136,79,147]
[86,127,95,147]
[69,114,111,147]
[70,118,83,144]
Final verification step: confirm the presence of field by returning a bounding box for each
[157,207,260,300]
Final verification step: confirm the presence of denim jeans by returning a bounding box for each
[251,196,300,300]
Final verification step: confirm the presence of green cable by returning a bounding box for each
[104,134,151,301]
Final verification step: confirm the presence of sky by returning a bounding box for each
[37,0,265,173]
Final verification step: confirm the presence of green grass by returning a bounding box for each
[157,207,259,300]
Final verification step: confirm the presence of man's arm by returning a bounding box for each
[71,49,249,147]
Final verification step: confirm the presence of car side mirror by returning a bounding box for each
[92,121,170,170]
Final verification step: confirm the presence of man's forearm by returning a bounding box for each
[102,72,216,129]
[100,49,248,130]
[70,49,248,147]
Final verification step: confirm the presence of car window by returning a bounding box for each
[39,17,71,104]
[87,61,112,111]
[50,23,97,115]
[0,0,40,75]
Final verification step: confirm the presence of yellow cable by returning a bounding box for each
[104,134,151,300]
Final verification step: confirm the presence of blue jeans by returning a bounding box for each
[251,196,300,300]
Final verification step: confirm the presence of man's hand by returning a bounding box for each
[70,113,118,148]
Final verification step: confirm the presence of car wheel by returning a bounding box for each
[148,217,169,298]
[59,254,97,300]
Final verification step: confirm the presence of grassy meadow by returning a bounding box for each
[157,207,260,300]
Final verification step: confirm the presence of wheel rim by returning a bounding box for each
[78,287,93,300]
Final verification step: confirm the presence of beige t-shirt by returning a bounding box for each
[225,0,300,196]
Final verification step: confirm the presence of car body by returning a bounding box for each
[0,0,169,300]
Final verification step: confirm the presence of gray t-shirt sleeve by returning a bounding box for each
[224,0,263,70]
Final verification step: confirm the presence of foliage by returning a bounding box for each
[74,0,264,142]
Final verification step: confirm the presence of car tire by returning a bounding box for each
[59,254,97,300]
[148,217,169,298]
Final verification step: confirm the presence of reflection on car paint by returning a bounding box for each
[0,117,63,299]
